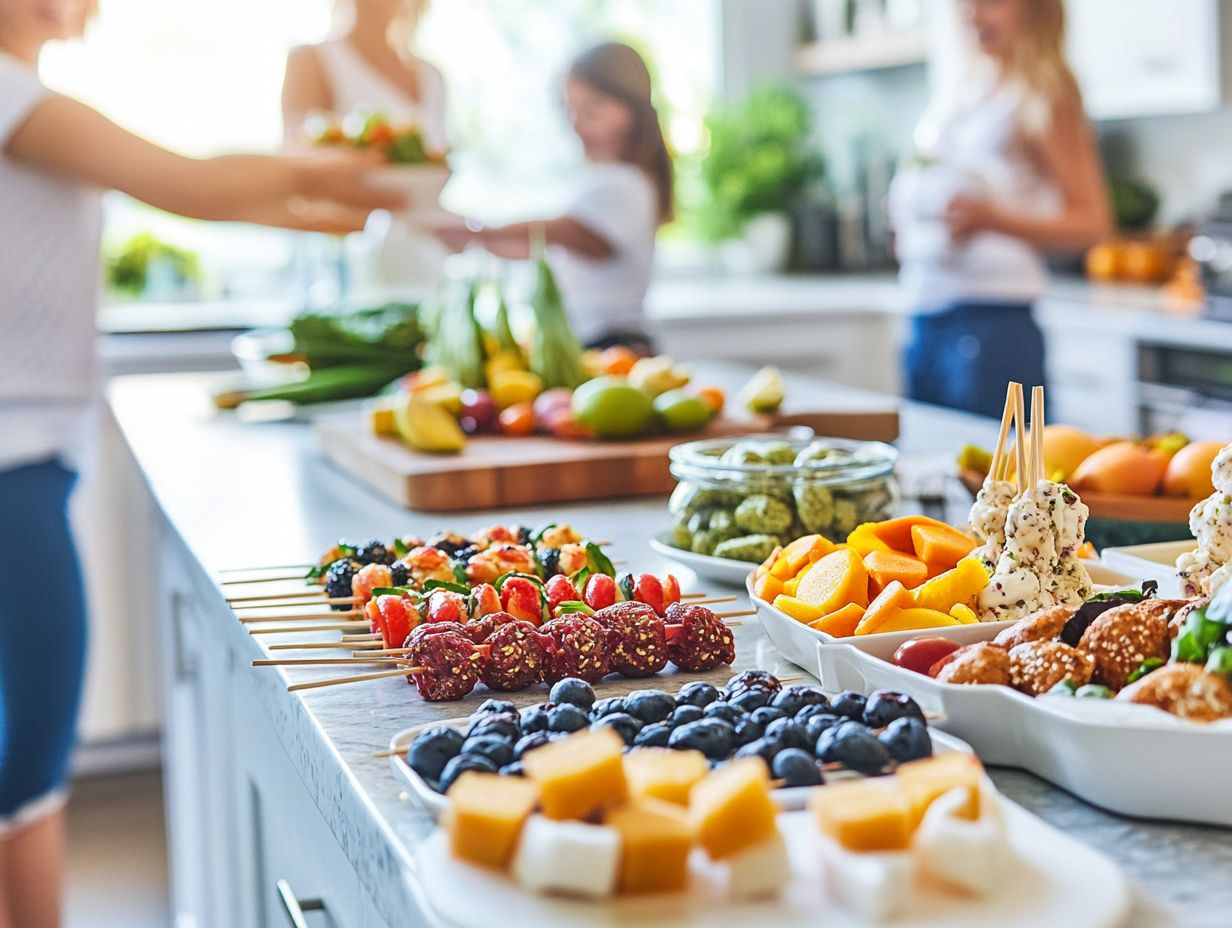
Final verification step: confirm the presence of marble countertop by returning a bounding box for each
[110,372,1231,928]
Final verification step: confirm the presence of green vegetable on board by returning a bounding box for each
[527,255,586,390]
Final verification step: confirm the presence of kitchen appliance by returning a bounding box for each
[1191,191,1232,320]
[1137,342,1232,439]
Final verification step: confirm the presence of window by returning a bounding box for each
[40,0,719,311]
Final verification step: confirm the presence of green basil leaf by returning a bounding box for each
[530,522,557,545]
[393,537,409,559]
[1206,647,1232,677]
[370,586,414,598]
[618,572,635,602]
[452,561,470,585]
[423,579,470,596]
[1125,656,1164,685]
[585,541,615,578]
[554,600,595,615]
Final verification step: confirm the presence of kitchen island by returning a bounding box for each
[110,373,1230,928]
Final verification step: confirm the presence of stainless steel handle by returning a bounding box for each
[276,879,325,928]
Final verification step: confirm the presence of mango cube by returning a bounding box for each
[603,799,695,894]
[689,757,777,860]
[773,594,825,624]
[872,607,961,634]
[895,753,983,828]
[911,557,990,613]
[444,772,539,869]
[522,728,627,821]
[809,779,913,853]
[624,748,709,806]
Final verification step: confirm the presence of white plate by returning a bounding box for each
[410,800,1128,928]
[815,639,1232,826]
[1101,541,1193,598]
[649,534,760,587]
[389,720,975,819]
[747,562,1141,675]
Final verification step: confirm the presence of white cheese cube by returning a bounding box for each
[511,815,620,900]
[914,778,1011,897]
[817,834,914,922]
[726,829,790,899]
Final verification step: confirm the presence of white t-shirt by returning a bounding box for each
[0,53,102,470]
[550,162,657,345]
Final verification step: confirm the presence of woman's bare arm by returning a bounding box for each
[946,88,1112,252]
[5,94,401,232]
[435,217,614,260]
[282,46,332,144]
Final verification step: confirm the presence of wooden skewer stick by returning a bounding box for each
[269,641,384,651]
[287,665,424,693]
[220,563,313,575]
[235,597,357,611]
[715,609,756,620]
[253,657,403,667]
[680,592,708,600]
[989,382,1017,483]
[355,647,411,657]
[226,589,323,604]
[372,746,408,759]
[222,573,313,586]
[1012,383,1027,495]
[688,596,738,606]
[238,610,362,625]
[250,621,370,636]
[1033,386,1046,485]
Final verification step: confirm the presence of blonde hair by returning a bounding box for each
[568,42,675,224]
[986,0,1081,134]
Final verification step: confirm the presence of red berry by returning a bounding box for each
[545,574,578,611]
[376,594,413,650]
[426,590,465,625]
[633,573,665,615]
[662,574,682,606]
[583,574,618,611]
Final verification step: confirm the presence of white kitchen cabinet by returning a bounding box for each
[1066,0,1229,119]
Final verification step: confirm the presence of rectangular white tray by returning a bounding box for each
[814,638,1232,826]
[1101,541,1193,599]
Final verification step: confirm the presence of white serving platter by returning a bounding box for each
[748,562,1141,675]
[1101,540,1193,599]
[409,800,1129,928]
[650,534,760,587]
[389,719,974,819]
[814,638,1232,826]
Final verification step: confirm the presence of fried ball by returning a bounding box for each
[1116,663,1232,722]
[993,605,1074,650]
[1009,640,1094,696]
[1077,602,1172,690]
[935,642,1011,686]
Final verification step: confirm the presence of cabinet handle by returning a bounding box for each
[276,880,326,928]
[169,591,198,684]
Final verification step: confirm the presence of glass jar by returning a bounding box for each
[667,435,898,563]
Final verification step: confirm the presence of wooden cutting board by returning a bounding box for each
[317,404,899,512]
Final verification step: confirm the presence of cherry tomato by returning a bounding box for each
[498,403,536,437]
[929,651,962,678]
[633,573,665,616]
[501,577,544,624]
[662,574,682,607]
[545,574,578,611]
[376,594,413,650]
[426,590,465,625]
[892,637,962,676]
[469,583,501,618]
[583,574,618,611]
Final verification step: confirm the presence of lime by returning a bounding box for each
[653,389,714,432]
[571,377,655,439]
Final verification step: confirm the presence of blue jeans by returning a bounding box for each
[905,301,1046,419]
[0,459,87,824]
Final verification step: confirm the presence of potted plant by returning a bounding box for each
[696,87,825,273]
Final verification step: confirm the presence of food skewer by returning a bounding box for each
[221,573,313,586]
[226,589,335,605]
[234,597,359,610]
[249,621,371,636]
[287,665,424,693]
[987,383,1017,483]
[270,640,385,651]
[1013,383,1027,494]
[253,657,407,667]
[219,563,313,575]
[237,610,362,625]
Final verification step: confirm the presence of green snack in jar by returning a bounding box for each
[734,495,793,535]
[828,498,861,537]
[713,534,781,564]
[1074,684,1113,699]
[793,482,835,533]
[669,523,693,550]
[686,510,712,536]
[760,442,798,466]
[709,510,736,534]
[692,523,739,556]
[720,443,766,467]
[794,441,842,466]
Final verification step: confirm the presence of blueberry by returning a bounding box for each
[590,696,627,719]
[407,727,464,782]
[668,719,735,760]
[498,762,525,777]
[804,713,844,744]
[465,713,519,741]
[624,689,676,724]
[878,718,932,763]
[733,717,764,746]
[437,753,498,793]
[795,703,833,724]
[461,734,514,769]
[764,717,810,751]
[749,706,787,728]
[520,705,551,734]
[513,731,552,760]
[772,685,829,716]
[772,747,824,787]
[676,681,722,708]
[863,690,925,729]
[728,688,772,713]
[702,702,743,724]
[549,677,597,712]
[634,722,674,747]
[733,736,783,768]
[595,712,643,745]
[670,705,704,727]
[723,670,782,698]
[474,698,518,718]
[547,704,590,733]
[816,721,890,775]
[829,691,867,721]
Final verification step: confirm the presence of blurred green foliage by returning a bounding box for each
[105,232,202,296]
